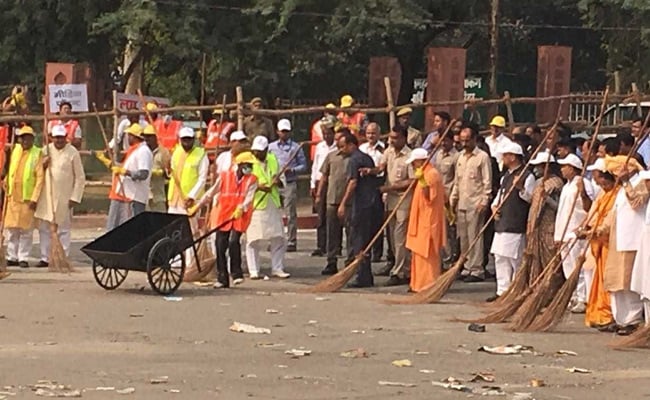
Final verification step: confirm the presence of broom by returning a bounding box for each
[307,121,457,293]
[526,92,650,332]
[0,125,16,280]
[488,103,565,310]
[45,111,73,273]
[390,109,562,305]
[609,324,650,349]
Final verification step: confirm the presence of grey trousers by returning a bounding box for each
[280,181,298,247]
[326,204,351,265]
[457,209,485,278]
[106,200,146,232]
[387,207,411,279]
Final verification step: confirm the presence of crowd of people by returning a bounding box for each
[2,94,650,337]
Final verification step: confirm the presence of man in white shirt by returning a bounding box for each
[487,142,535,302]
[485,115,513,169]
[555,153,595,312]
[215,130,249,174]
[358,122,386,262]
[310,119,336,256]
[168,127,209,215]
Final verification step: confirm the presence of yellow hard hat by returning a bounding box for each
[142,124,156,136]
[234,151,258,165]
[340,95,354,108]
[396,107,413,117]
[489,115,507,128]
[125,123,144,137]
[145,102,158,112]
[325,103,336,109]
[17,125,34,136]
[212,108,224,115]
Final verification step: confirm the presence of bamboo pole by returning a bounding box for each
[504,91,515,129]
[200,53,207,106]
[236,86,244,131]
[384,77,395,129]
[111,90,119,156]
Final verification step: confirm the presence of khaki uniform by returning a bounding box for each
[243,116,276,141]
[320,150,350,265]
[407,126,423,149]
[434,148,460,259]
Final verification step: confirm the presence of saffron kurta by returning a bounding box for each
[34,143,85,225]
[406,165,446,292]
[585,189,616,327]
[5,145,44,229]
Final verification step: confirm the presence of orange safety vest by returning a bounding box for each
[154,119,182,151]
[49,119,80,142]
[108,144,139,201]
[309,119,323,160]
[206,120,235,150]
[209,171,256,233]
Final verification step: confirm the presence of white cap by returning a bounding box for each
[639,170,650,180]
[251,135,269,151]
[405,148,429,164]
[51,125,66,138]
[230,131,247,142]
[178,127,195,138]
[586,158,607,172]
[557,153,583,170]
[496,141,524,156]
[277,118,292,131]
[530,151,555,166]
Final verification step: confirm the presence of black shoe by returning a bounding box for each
[19,261,29,269]
[485,270,496,281]
[464,275,484,283]
[7,260,19,267]
[347,281,373,289]
[616,324,639,336]
[36,261,49,268]
[485,294,500,303]
[406,287,415,293]
[311,249,324,257]
[321,265,338,275]
[595,322,617,333]
[384,275,409,287]
[286,244,297,252]
[374,264,393,277]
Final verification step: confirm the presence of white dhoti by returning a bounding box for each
[491,232,525,296]
[245,202,286,275]
[6,228,33,262]
[610,290,644,326]
[561,239,589,303]
[38,214,72,262]
[631,220,650,324]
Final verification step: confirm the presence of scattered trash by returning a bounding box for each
[34,387,82,398]
[371,327,384,331]
[314,297,330,301]
[165,389,180,393]
[350,330,365,334]
[340,348,369,359]
[265,309,280,314]
[511,393,534,400]
[307,320,318,325]
[94,387,115,391]
[419,369,436,374]
[470,372,495,383]
[244,374,257,379]
[256,342,285,348]
[468,323,486,333]
[129,313,144,318]
[414,350,429,355]
[194,340,206,345]
[556,350,578,357]
[285,349,312,358]
[431,380,472,393]
[378,381,416,388]
[116,386,135,394]
[276,365,288,369]
[478,345,534,355]
[567,367,591,374]
[481,387,506,396]
[530,378,545,387]
[282,375,303,380]
[230,322,271,334]
[150,376,169,384]
[307,333,317,338]
[391,359,412,368]
[193,281,213,287]
[163,296,183,302]
[255,291,271,296]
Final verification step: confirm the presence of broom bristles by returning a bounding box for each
[183,237,215,282]
[386,256,465,305]
[462,289,531,324]
[609,325,650,349]
[526,256,584,332]
[48,224,73,273]
[304,257,360,293]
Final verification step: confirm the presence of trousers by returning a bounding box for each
[246,236,286,276]
[350,206,374,286]
[494,254,519,296]
[215,230,243,286]
[280,181,298,247]
[611,290,644,326]
[315,189,327,253]
[6,228,33,262]
[38,215,72,262]
[387,207,411,279]
[457,209,485,277]
[561,239,589,303]
[326,204,351,265]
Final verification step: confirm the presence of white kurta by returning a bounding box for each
[615,174,646,252]
[246,202,285,243]
[34,144,85,225]
[554,176,595,242]
[631,200,650,301]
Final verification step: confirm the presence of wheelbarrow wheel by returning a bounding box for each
[92,261,128,290]
[146,237,185,295]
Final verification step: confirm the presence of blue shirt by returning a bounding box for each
[268,139,307,183]
[638,136,650,167]
[422,131,439,152]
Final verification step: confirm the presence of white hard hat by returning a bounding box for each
[251,135,269,151]
[51,125,67,138]
[178,127,195,138]
[277,119,291,131]
[557,153,583,170]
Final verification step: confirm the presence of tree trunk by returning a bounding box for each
[488,0,500,106]
[123,40,143,95]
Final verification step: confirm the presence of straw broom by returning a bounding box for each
[609,324,650,349]
[307,121,456,294]
[526,90,650,332]
[390,111,560,305]
[45,112,73,273]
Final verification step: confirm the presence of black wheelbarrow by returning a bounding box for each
[81,212,213,295]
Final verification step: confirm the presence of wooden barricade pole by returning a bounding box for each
[384,77,395,129]
[504,91,515,129]
[236,86,244,131]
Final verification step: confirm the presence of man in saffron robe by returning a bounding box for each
[405,148,446,292]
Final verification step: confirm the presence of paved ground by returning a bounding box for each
[1,222,650,399]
